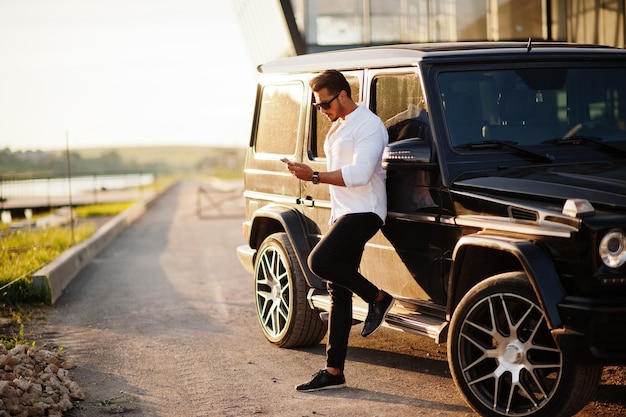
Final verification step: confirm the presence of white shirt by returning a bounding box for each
[324,104,389,223]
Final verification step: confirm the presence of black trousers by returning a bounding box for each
[308,212,383,370]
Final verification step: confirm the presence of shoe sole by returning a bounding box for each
[361,297,394,337]
[295,383,347,392]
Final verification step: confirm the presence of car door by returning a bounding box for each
[365,68,447,304]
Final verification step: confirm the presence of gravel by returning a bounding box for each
[0,343,84,416]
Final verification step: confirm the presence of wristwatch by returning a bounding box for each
[311,171,320,184]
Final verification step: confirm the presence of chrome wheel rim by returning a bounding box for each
[457,293,563,416]
[255,244,292,340]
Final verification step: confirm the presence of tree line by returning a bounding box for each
[0,148,167,178]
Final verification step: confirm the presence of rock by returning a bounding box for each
[56,368,70,384]
[4,355,21,367]
[13,378,30,392]
[68,381,85,400]
[25,404,45,416]
[8,344,26,356]
[44,364,58,375]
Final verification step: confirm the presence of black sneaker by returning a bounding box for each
[295,370,346,392]
[361,292,394,337]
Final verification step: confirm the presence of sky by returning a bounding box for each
[0,0,258,151]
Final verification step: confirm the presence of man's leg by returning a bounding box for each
[296,213,392,392]
[308,213,382,302]
[295,282,350,392]
[325,282,353,372]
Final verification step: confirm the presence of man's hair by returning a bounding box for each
[309,70,351,97]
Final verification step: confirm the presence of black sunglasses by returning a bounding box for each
[313,92,340,110]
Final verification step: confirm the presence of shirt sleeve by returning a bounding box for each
[341,116,388,188]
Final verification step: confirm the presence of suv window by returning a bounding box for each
[439,67,626,148]
[371,72,432,145]
[255,83,303,156]
[310,74,361,159]
[372,72,425,125]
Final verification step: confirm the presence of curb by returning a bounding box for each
[32,183,176,304]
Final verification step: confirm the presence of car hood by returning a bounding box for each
[454,163,626,210]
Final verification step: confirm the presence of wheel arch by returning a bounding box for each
[447,234,565,329]
[249,204,325,289]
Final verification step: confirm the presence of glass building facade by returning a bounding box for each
[288,0,625,52]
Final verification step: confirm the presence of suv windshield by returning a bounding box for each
[438,66,626,151]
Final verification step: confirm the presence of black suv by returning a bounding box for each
[237,42,626,417]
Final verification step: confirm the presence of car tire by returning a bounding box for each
[448,271,602,417]
[254,232,327,348]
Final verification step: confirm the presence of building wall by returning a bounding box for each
[290,0,625,51]
[560,0,625,47]
[233,0,297,66]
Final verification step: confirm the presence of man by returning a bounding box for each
[285,69,394,392]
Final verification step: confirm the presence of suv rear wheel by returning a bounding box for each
[448,272,602,417]
[254,232,327,348]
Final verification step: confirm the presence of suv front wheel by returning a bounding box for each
[254,232,327,348]
[448,272,602,417]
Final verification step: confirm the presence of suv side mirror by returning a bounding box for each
[382,138,436,170]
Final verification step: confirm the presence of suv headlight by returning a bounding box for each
[599,229,626,268]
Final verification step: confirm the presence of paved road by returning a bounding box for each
[38,180,623,417]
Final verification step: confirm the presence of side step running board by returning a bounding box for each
[309,291,449,344]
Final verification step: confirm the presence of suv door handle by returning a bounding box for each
[298,196,315,207]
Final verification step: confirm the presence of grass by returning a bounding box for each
[0,223,97,301]
[74,201,137,217]
[0,323,33,349]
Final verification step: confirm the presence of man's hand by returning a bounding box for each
[286,161,314,181]
[285,161,345,186]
